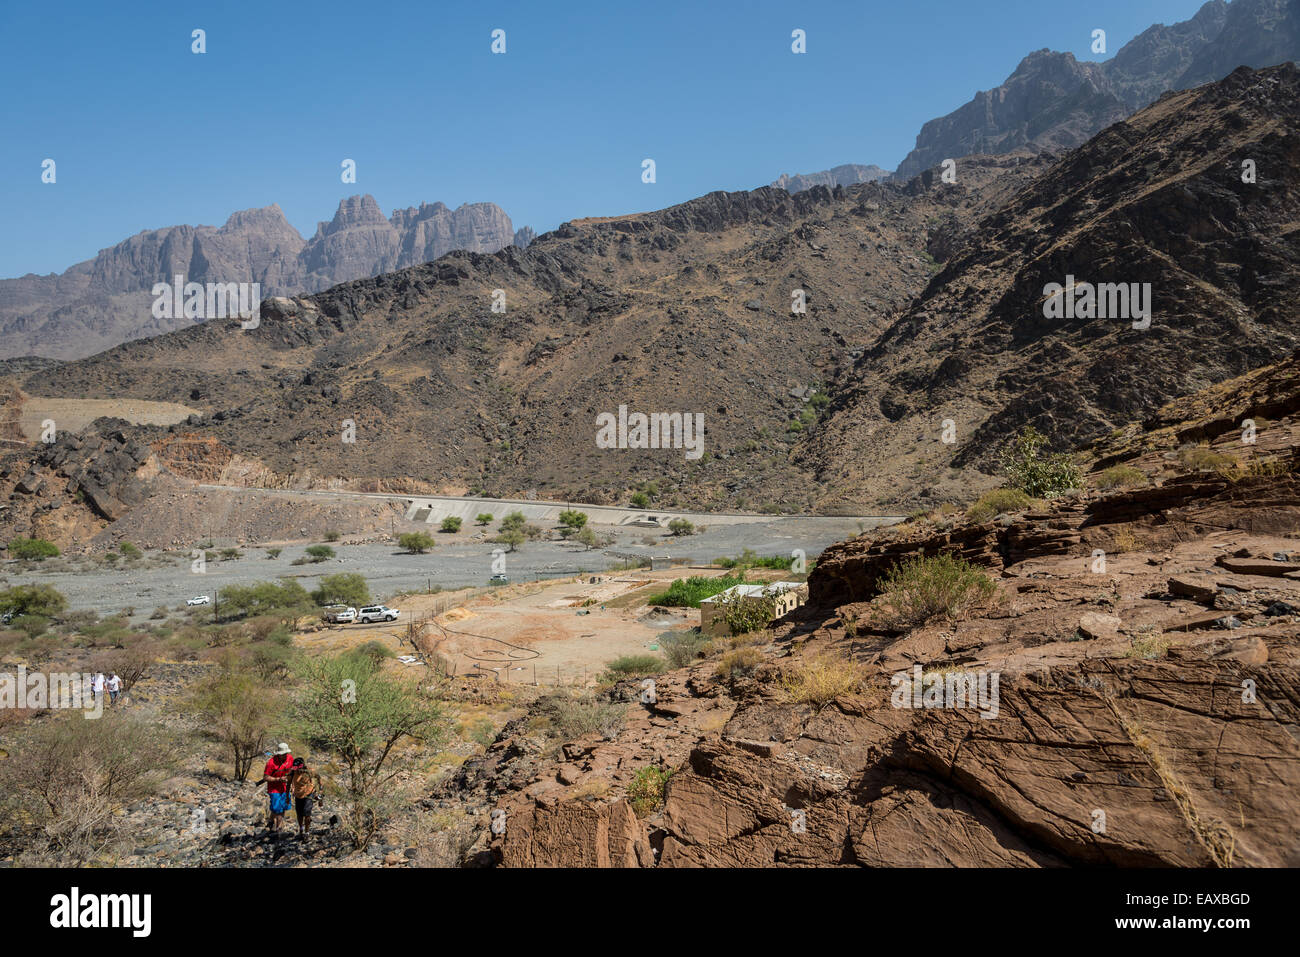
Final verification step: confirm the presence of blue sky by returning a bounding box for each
[0,0,1209,277]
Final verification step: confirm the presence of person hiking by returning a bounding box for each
[287,757,323,839]
[106,673,122,705]
[251,743,294,835]
[90,672,105,705]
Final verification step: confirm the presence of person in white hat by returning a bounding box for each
[251,743,294,835]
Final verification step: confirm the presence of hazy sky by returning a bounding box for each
[0,0,1208,277]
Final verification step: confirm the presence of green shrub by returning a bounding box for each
[660,630,709,668]
[0,583,67,618]
[265,548,282,559]
[475,513,494,526]
[216,580,311,621]
[533,691,625,742]
[8,537,59,561]
[218,548,243,561]
[965,488,1033,523]
[602,655,664,680]
[397,531,435,553]
[303,545,335,563]
[311,573,371,608]
[715,589,778,636]
[558,510,588,537]
[872,553,996,630]
[118,542,143,560]
[440,517,463,533]
[714,646,763,680]
[630,492,649,508]
[11,614,50,639]
[1179,445,1236,470]
[667,518,694,536]
[627,765,673,817]
[323,530,341,542]
[647,575,745,608]
[999,426,1082,498]
[1094,464,1147,490]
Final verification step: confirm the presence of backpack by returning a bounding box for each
[289,769,317,799]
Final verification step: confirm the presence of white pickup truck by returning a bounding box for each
[321,605,358,624]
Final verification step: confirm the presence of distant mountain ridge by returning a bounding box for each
[0,195,530,360]
[893,0,1300,179]
[771,164,892,193]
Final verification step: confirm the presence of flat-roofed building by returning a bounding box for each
[699,581,808,637]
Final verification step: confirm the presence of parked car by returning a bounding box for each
[489,573,509,585]
[322,605,357,624]
[357,605,399,623]
[186,595,211,606]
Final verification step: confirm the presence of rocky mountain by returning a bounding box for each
[513,226,536,248]
[771,164,892,193]
[0,196,527,361]
[1,155,1043,538]
[2,65,1294,542]
[803,63,1300,510]
[893,0,1300,180]
[465,360,1300,866]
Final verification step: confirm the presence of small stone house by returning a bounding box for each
[699,581,808,637]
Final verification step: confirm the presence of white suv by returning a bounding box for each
[358,605,399,623]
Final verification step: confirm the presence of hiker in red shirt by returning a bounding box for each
[252,742,294,835]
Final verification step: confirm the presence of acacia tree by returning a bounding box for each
[289,653,448,849]
[188,660,278,781]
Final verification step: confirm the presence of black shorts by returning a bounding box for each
[295,796,314,818]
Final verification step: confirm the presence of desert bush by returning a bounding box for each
[659,630,709,668]
[493,529,525,552]
[311,572,371,608]
[304,545,335,563]
[118,542,142,560]
[217,580,311,622]
[714,589,778,636]
[289,653,448,850]
[10,614,50,639]
[440,516,463,533]
[630,492,649,508]
[965,488,1033,523]
[475,513,494,526]
[781,655,865,706]
[601,655,664,680]
[349,640,396,670]
[627,765,673,817]
[0,711,174,863]
[266,547,282,559]
[91,637,160,693]
[398,531,435,554]
[872,553,996,630]
[1179,444,1237,471]
[7,537,59,561]
[323,530,341,542]
[999,426,1082,498]
[714,646,763,680]
[1094,464,1147,491]
[667,518,695,536]
[0,583,67,618]
[188,662,278,781]
[533,691,625,742]
[558,510,588,537]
